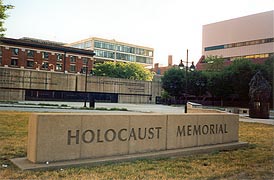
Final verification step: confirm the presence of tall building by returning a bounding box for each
[67,37,154,66]
[196,10,274,70]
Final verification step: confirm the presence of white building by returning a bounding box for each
[67,37,154,67]
[197,10,274,70]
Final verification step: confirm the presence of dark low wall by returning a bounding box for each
[0,67,161,103]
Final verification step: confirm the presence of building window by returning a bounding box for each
[56,53,63,61]
[12,48,19,56]
[41,61,49,69]
[204,45,225,51]
[81,66,87,73]
[70,56,76,63]
[27,50,34,58]
[56,63,62,71]
[82,57,88,64]
[26,60,34,68]
[11,58,18,66]
[70,65,76,72]
[42,52,49,59]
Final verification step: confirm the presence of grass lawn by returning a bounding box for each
[0,111,273,179]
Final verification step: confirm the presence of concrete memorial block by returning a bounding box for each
[128,114,167,154]
[20,112,245,170]
[28,113,168,163]
[167,114,239,149]
[80,114,130,158]
[197,114,226,146]
[27,114,82,163]
[223,114,239,143]
[167,114,199,149]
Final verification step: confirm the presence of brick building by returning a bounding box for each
[0,37,95,73]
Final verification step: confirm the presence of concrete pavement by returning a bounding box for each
[0,101,273,125]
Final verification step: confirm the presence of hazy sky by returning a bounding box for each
[3,0,273,66]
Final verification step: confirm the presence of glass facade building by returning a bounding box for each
[67,37,154,66]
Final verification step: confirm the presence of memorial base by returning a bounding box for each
[11,142,248,171]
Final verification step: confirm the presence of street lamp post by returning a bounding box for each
[84,59,89,108]
[178,49,195,113]
[83,53,96,108]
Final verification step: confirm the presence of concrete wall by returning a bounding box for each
[27,113,239,163]
[0,67,161,103]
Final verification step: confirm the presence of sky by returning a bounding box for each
[3,0,274,66]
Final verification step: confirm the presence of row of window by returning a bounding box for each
[71,41,92,49]
[7,48,89,64]
[201,53,272,63]
[230,53,271,61]
[94,40,153,57]
[136,56,153,64]
[94,41,115,50]
[205,37,274,51]
[116,53,135,62]
[94,49,115,59]
[94,49,153,64]
[7,58,88,73]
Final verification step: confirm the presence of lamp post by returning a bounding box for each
[178,49,195,113]
[83,53,96,108]
[83,59,89,108]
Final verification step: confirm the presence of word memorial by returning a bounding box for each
[11,113,248,170]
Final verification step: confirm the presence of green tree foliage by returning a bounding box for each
[204,70,233,105]
[261,55,273,86]
[162,57,272,106]
[225,58,257,101]
[93,61,154,81]
[0,0,14,36]
[187,70,207,96]
[161,67,185,98]
[204,55,225,71]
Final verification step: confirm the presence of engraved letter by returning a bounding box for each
[105,129,116,142]
[82,130,95,143]
[138,128,147,140]
[155,127,162,139]
[118,128,127,141]
[177,126,186,137]
[148,127,154,139]
[67,130,80,145]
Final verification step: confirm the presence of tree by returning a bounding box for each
[204,70,233,106]
[187,70,207,96]
[0,0,14,36]
[204,55,225,71]
[161,67,185,98]
[225,58,257,102]
[93,61,154,81]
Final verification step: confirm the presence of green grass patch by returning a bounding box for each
[109,107,128,111]
[0,101,18,104]
[95,107,108,111]
[37,103,59,106]
[0,112,273,179]
[60,104,69,107]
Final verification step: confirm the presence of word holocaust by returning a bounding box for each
[67,127,162,145]
[177,124,228,137]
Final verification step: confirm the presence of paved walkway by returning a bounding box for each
[0,101,273,125]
